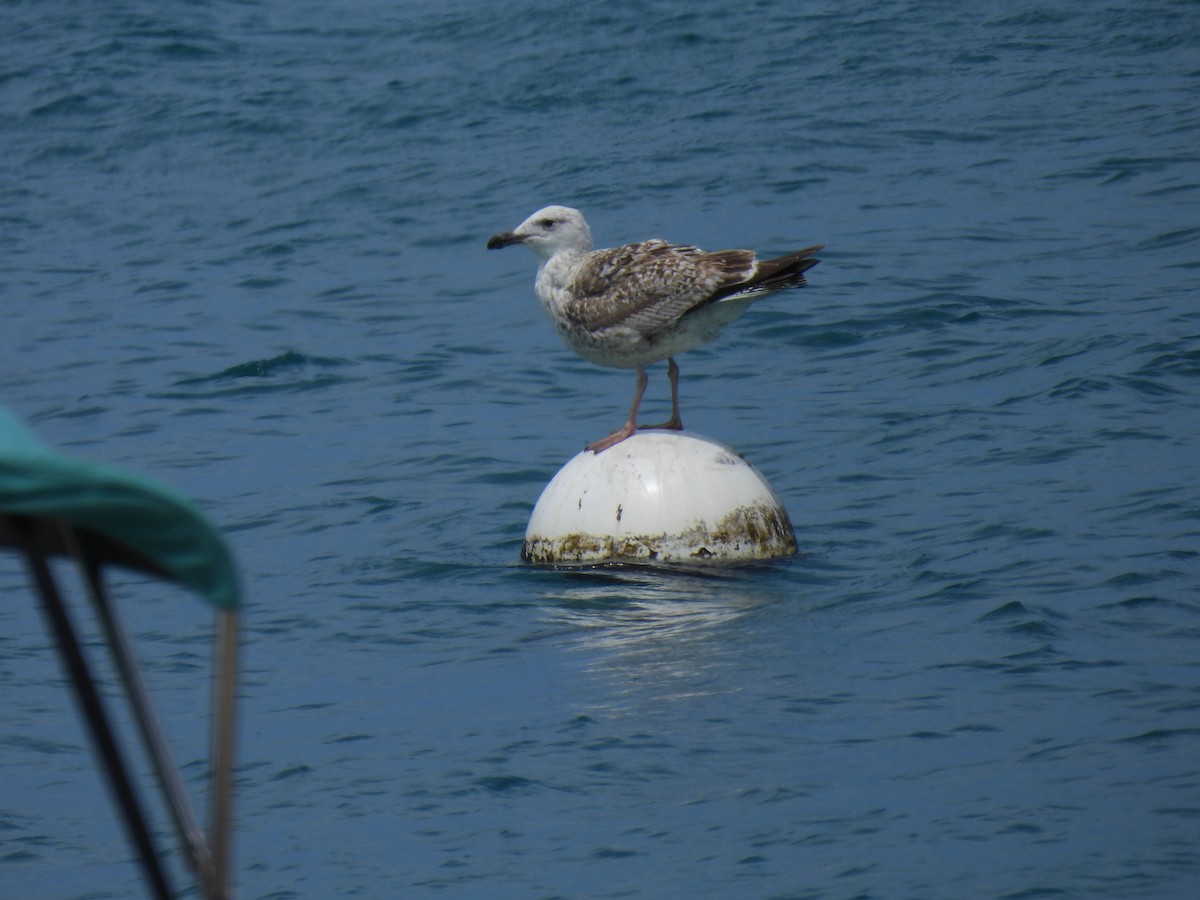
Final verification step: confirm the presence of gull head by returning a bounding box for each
[487,205,592,261]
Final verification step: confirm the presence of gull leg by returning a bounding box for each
[642,358,684,431]
[588,365,647,453]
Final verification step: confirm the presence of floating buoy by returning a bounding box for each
[523,431,797,565]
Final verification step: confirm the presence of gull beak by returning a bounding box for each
[487,230,525,250]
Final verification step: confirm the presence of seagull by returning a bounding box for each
[487,205,823,453]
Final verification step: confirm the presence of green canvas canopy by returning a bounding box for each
[0,407,239,610]
[1,406,240,900]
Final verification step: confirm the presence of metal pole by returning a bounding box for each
[75,538,216,893]
[210,609,239,900]
[23,542,176,900]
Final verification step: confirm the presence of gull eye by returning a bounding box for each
[538,218,558,229]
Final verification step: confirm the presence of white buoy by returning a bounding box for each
[523,430,797,565]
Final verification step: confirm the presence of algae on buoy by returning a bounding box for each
[523,431,796,565]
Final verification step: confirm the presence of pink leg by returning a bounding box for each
[588,365,648,453]
[642,358,684,431]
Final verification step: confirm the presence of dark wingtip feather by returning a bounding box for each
[747,245,824,290]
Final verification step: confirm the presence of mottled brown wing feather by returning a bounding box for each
[565,241,757,333]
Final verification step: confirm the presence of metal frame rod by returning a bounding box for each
[210,609,239,900]
[23,543,176,900]
[74,533,216,893]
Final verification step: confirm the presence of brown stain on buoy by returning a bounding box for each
[522,500,796,565]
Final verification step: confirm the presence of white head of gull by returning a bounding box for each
[488,205,823,453]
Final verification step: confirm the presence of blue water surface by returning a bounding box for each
[2,1,1199,897]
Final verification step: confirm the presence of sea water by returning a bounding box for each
[2,1,1198,897]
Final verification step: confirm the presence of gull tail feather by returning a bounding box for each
[712,244,824,303]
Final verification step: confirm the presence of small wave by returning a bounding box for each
[173,350,350,385]
[154,351,356,399]
[1133,226,1200,252]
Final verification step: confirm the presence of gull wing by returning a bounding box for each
[564,240,758,334]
